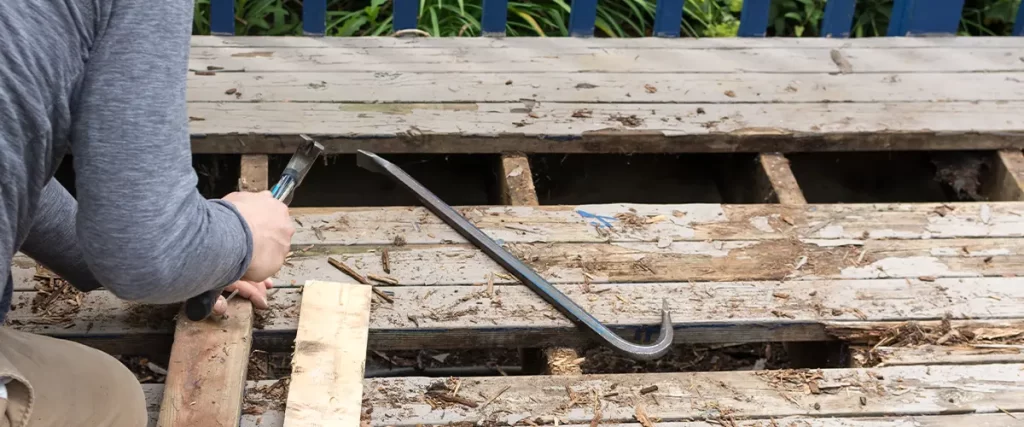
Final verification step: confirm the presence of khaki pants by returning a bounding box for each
[0,328,147,427]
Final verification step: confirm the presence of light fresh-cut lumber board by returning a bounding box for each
[188,46,1024,73]
[12,278,1024,352]
[284,281,372,427]
[189,35,1024,49]
[186,101,1024,153]
[158,154,268,427]
[186,72,1024,104]
[142,364,1024,426]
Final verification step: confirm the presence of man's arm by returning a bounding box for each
[69,0,252,304]
[20,179,103,292]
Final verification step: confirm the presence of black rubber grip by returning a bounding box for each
[184,288,222,321]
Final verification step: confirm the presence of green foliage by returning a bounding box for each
[191,0,1022,38]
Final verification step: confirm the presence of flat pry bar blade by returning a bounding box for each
[355,150,673,361]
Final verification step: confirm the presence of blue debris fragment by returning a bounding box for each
[576,210,616,228]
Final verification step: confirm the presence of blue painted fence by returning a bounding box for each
[209,0,1024,38]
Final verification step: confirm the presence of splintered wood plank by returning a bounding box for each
[498,153,539,206]
[284,281,371,427]
[268,203,1024,247]
[158,154,268,427]
[187,72,1024,104]
[986,150,1024,202]
[143,382,1024,427]
[190,35,1024,49]
[189,46,1024,74]
[14,278,1024,351]
[758,153,807,205]
[155,366,1024,425]
[186,101,1024,154]
[861,345,1024,367]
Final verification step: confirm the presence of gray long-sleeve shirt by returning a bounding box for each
[0,0,253,321]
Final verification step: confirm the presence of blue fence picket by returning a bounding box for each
[653,0,684,37]
[737,0,771,37]
[394,0,420,32]
[481,0,509,35]
[568,0,599,37]
[210,0,234,35]
[303,0,327,36]
[887,0,965,36]
[821,0,856,38]
[1015,2,1024,36]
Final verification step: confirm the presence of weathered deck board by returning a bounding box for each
[12,277,1024,351]
[189,35,1024,49]
[143,364,1024,426]
[864,345,1024,367]
[190,47,1024,74]
[14,237,1023,291]
[187,72,1024,104]
[187,101,1024,153]
[12,202,1024,290]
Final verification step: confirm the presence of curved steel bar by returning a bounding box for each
[356,150,673,360]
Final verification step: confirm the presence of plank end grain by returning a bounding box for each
[283,281,372,427]
[157,297,253,427]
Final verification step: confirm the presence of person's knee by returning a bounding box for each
[91,348,148,426]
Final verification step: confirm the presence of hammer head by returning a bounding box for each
[286,134,325,187]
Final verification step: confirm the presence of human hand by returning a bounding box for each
[222,191,294,282]
[212,279,273,316]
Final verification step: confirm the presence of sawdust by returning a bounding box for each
[243,377,290,415]
[123,303,179,330]
[29,273,82,322]
[848,314,1024,366]
[580,343,791,374]
[609,114,644,127]
[118,355,169,383]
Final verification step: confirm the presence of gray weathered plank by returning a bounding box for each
[11,278,1024,351]
[189,35,1024,49]
[186,72,1024,104]
[15,237,1024,290]
[145,364,1024,426]
[189,46,1024,73]
[863,345,1024,367]
[186,101,1024,153]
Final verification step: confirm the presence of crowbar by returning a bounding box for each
[356,150,673,360]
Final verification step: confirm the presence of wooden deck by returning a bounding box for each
[185,36,1024,154]
[11,35,1024,426]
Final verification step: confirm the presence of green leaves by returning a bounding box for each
[191,0,1018,39]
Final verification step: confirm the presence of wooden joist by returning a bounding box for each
[157,154,268,427]
[140,363,1024,426]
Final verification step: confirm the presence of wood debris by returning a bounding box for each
[368,274,399,285]
[610,114,643,127]
[381,248,391,273]
[634,404,655,427]
[572,108,593,118]
[328,257,369,284]
[644,84,657,93]
[639,385,658,395]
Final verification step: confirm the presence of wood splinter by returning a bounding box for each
[328,257,369,284]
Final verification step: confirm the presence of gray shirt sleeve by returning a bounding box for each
[19,179,102,292]
[65,0,252,303]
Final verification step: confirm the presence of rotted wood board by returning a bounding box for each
[860,344,1024,367]
[140,364,1024,426]
[14,237,1024,290]
[188,72,1024,104]
[187,101,1024,153]
[14,203,1022,290]
[10,277,1024,351]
